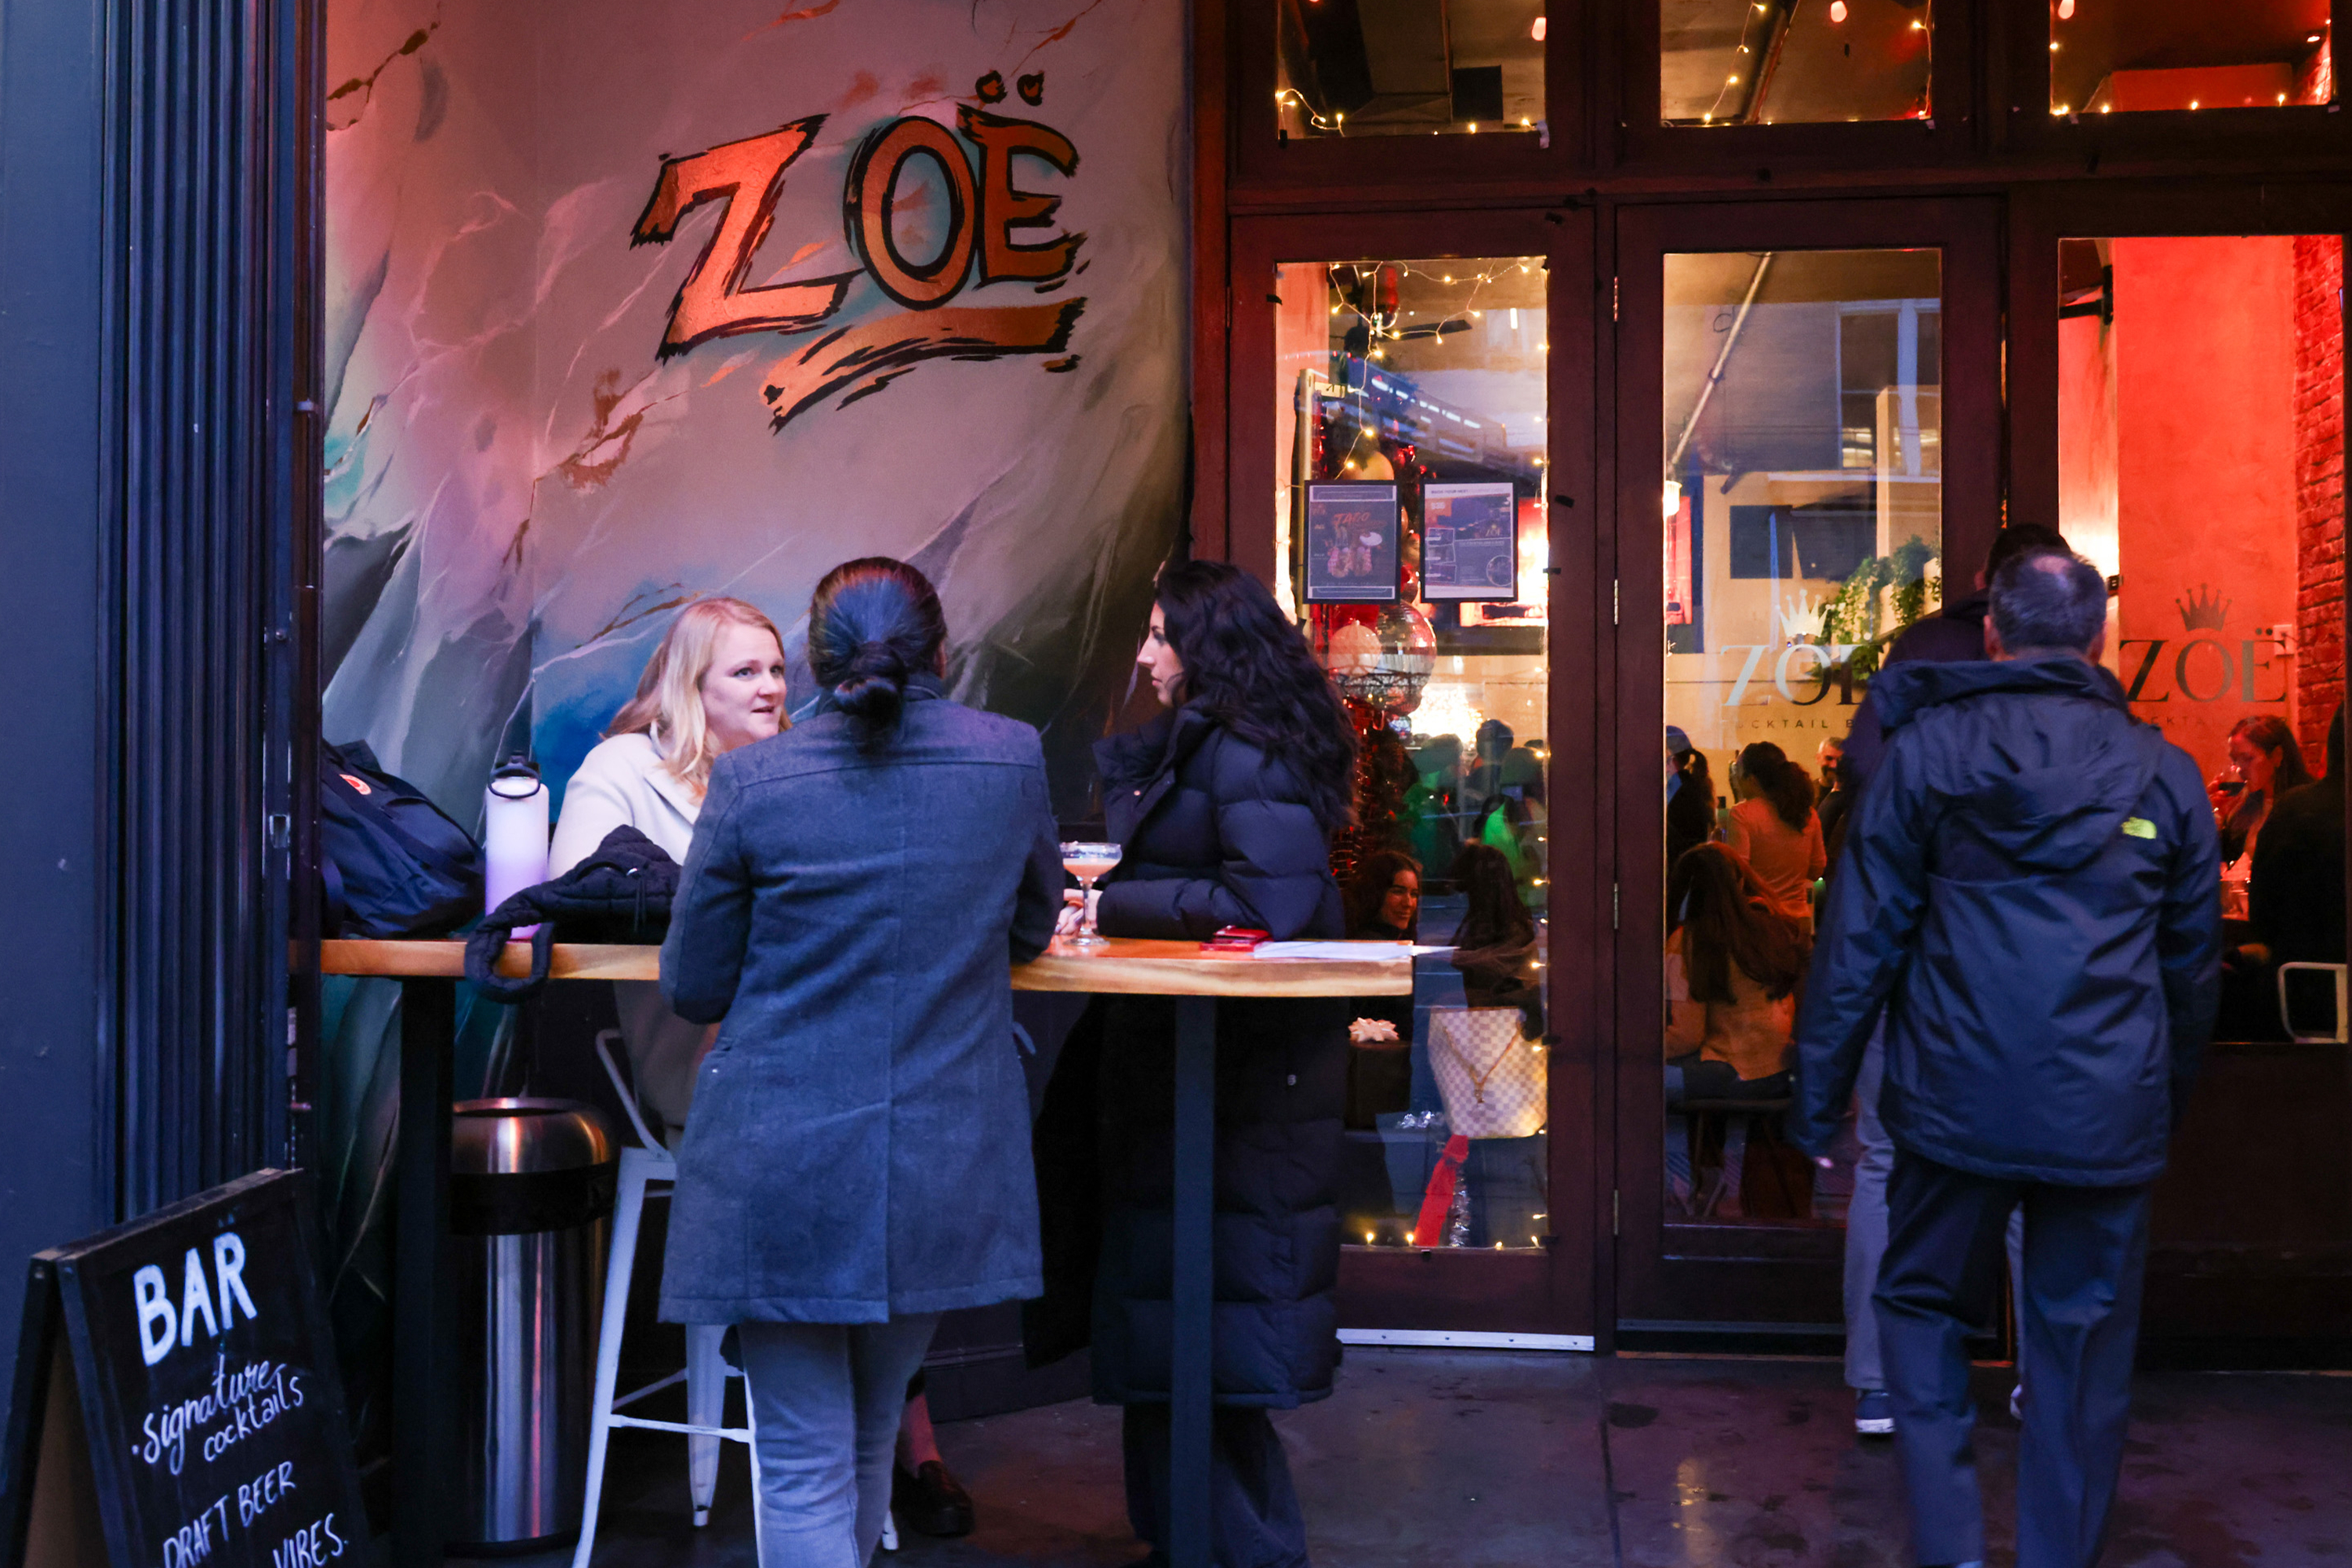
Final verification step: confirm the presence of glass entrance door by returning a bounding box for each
[1613,201,2003,1334]
[1232,209,1595,1342]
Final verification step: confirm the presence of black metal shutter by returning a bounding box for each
[101,0,319,1214]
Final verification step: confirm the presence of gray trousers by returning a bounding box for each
[1845,1030,2026,1392]
[1877,1152,2152,1568]
[737,1313,940,1568]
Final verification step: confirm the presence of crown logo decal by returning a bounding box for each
[2176,583,2230,633]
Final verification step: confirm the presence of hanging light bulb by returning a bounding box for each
[1530,14,1546,40]
[1828,0,1848,21]
[2057,0,2074,16]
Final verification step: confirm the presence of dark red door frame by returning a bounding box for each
[1609,197,2005,1333]
[1226,206,1602,1338]
[2008,180,2352,1352]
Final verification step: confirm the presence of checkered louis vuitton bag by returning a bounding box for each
[1428,1007,1546,1139]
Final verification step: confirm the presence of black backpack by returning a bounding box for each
[464,826,681,1002]
[319,740,485,938]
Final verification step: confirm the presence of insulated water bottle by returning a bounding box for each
[484,757,550,933]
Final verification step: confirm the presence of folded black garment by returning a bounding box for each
[464,825,681,1002]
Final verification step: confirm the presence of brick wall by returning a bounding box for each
[2293,233,2345,764]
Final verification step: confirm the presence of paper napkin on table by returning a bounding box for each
[1250,941,1452,960]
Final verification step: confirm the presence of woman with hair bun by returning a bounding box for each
[1031,559,1358,1568]
[659,557,1064,1566]
[1724,740,1827,935]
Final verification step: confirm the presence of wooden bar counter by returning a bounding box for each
[321,935,1410,995]
[320,937,1408,1568]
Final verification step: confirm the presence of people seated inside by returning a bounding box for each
[1815,735,1853,867]
[1450,843,1544,1040]
[1664,843,1806,1106]
[1722,742,1828,937]
[2209,714,2316,1037]
[2212,713,2313,923]
[1344,848,1421,1129]
[2214,713,2314,870]
[2249,706,2347,1040]
[1665,729,1714,905]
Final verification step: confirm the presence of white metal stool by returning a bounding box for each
[574,1032,750,1566]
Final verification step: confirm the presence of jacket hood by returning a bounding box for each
[1940,588,1988,626]
[1868,655,2165,873]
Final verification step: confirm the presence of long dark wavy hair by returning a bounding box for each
[807,557,947,739]
[1451,843,1534,954]
[1735,741,1816,832]
[1154,561,1359,829]
[1672,844,1806,1004]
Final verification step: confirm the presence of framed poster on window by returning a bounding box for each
[1305,483,1400,603]
[1421,482,1519,601]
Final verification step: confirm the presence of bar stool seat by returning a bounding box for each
[1675,1096,1795,1221]
[577,1030,908,1560]
[574,1032,750,1566]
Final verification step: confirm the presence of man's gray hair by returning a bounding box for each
[1989,550,2107,654]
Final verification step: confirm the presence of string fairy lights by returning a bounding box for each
[1702,0,1780,123]
[1309,255,1544,483]
[1273,88,1345,134]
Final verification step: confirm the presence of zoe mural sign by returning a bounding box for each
[632,71,1087,430]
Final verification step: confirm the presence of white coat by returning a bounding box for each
[550,731,710,1134]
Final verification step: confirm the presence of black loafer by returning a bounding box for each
[893,1459,975,1538]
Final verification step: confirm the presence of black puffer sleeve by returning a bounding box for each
[1096,733,1336,941]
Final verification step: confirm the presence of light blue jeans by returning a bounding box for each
[737,1313,940,1568]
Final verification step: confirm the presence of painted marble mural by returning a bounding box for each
[321,0,1186,1437]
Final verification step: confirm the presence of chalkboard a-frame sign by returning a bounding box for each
[0,1170,367,1568]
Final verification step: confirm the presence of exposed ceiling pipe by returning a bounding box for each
[1666,251,1775,477]
[1744,0,1799,123]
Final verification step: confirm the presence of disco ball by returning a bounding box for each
[1314,603,1437,714]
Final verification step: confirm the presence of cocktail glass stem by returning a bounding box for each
[1074,876,1105,948]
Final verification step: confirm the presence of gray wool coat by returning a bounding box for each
[656,679,1064,1324]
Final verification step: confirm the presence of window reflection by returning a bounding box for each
[1661,248,1943,1224]
[1276,0,1546,140]
[1662,0,1931,126]
[1274,256,1552,1250]
[2050,2,2332,116]
[2059,234,2347,1042]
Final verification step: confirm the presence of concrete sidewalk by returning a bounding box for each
[552,1350,2352,1567]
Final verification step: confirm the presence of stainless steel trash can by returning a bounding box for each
[448,1098,616,1553]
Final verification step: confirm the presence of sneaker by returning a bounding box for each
[1854,1389,1895,1436]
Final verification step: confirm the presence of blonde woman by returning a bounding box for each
[548,596,789,1140]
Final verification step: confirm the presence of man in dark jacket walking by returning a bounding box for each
[1792,550,2221,1568]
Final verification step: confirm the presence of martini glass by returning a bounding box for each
[1059,840,1122,950]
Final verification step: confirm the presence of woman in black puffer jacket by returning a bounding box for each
[1029,561,1357,1568]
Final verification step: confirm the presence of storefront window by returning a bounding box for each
[2050,3,2332,116]
[2060,233,2347,1041]
[1659,248,1943,1223]
[1273,256,1551,1249]
[1662,0,1931,125]
[1276,0,1546,139]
